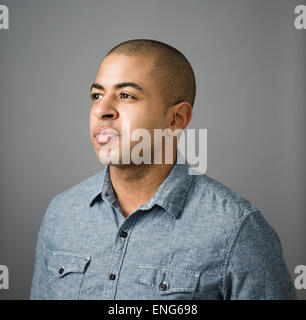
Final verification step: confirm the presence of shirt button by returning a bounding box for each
[109,273,116,280]
[159,283,167,291]
[58,267,64,275]
[119,230,128,238]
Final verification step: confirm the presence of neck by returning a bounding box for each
[109,159,176,217]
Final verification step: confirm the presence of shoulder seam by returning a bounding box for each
[204,184,251,213]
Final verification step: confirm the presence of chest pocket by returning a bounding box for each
[135,264,200,300]
[47,250,91,300]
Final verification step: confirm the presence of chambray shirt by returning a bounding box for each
[30,160,297,300]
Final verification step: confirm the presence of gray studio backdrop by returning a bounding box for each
[0,0,305,300]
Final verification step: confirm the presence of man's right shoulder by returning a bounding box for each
[43,169,105,220]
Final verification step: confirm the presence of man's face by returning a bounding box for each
[89,53,171,165]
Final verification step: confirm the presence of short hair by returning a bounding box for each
[106,39,196,109]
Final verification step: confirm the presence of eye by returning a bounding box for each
[120,93,135,99]
[91,93,103,100]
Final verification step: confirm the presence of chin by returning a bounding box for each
[98,145,121,165]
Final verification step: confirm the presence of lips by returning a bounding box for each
[94,127,119,145]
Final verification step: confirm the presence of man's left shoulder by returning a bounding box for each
[190,173,260,222]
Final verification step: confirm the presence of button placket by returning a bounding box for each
[109,273,116,281]
[102,216,139,299]
[119,230,128,238]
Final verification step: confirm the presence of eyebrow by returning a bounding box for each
[90,82,144,94]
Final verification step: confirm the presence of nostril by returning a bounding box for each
[102,114,114,119]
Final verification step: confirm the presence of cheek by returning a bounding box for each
[89,109,96,132]
[123,104,164,129]
[119,108,143,130]
[89,106,95,120]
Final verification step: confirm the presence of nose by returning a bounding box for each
[92,96,119,120]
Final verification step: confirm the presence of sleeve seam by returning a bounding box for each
[221,210,261,299]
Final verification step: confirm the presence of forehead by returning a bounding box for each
[95,54,156,87]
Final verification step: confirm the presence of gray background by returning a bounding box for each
[0,0,305,300]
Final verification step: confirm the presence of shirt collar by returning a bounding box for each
[89,157,194,220]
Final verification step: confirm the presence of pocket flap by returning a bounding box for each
[135,264,200,295]
[48,250,91,278]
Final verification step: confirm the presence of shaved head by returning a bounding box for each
[106,39,196,109]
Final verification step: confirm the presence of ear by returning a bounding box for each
[168,102,193,131]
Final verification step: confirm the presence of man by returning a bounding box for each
[30,39,297,300]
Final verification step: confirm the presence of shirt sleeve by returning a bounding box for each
[222,211,297,300]
[29,202,54,300]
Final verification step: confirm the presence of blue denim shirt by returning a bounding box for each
[30,160,297,300]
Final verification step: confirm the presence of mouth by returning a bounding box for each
[94,127,119,145]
